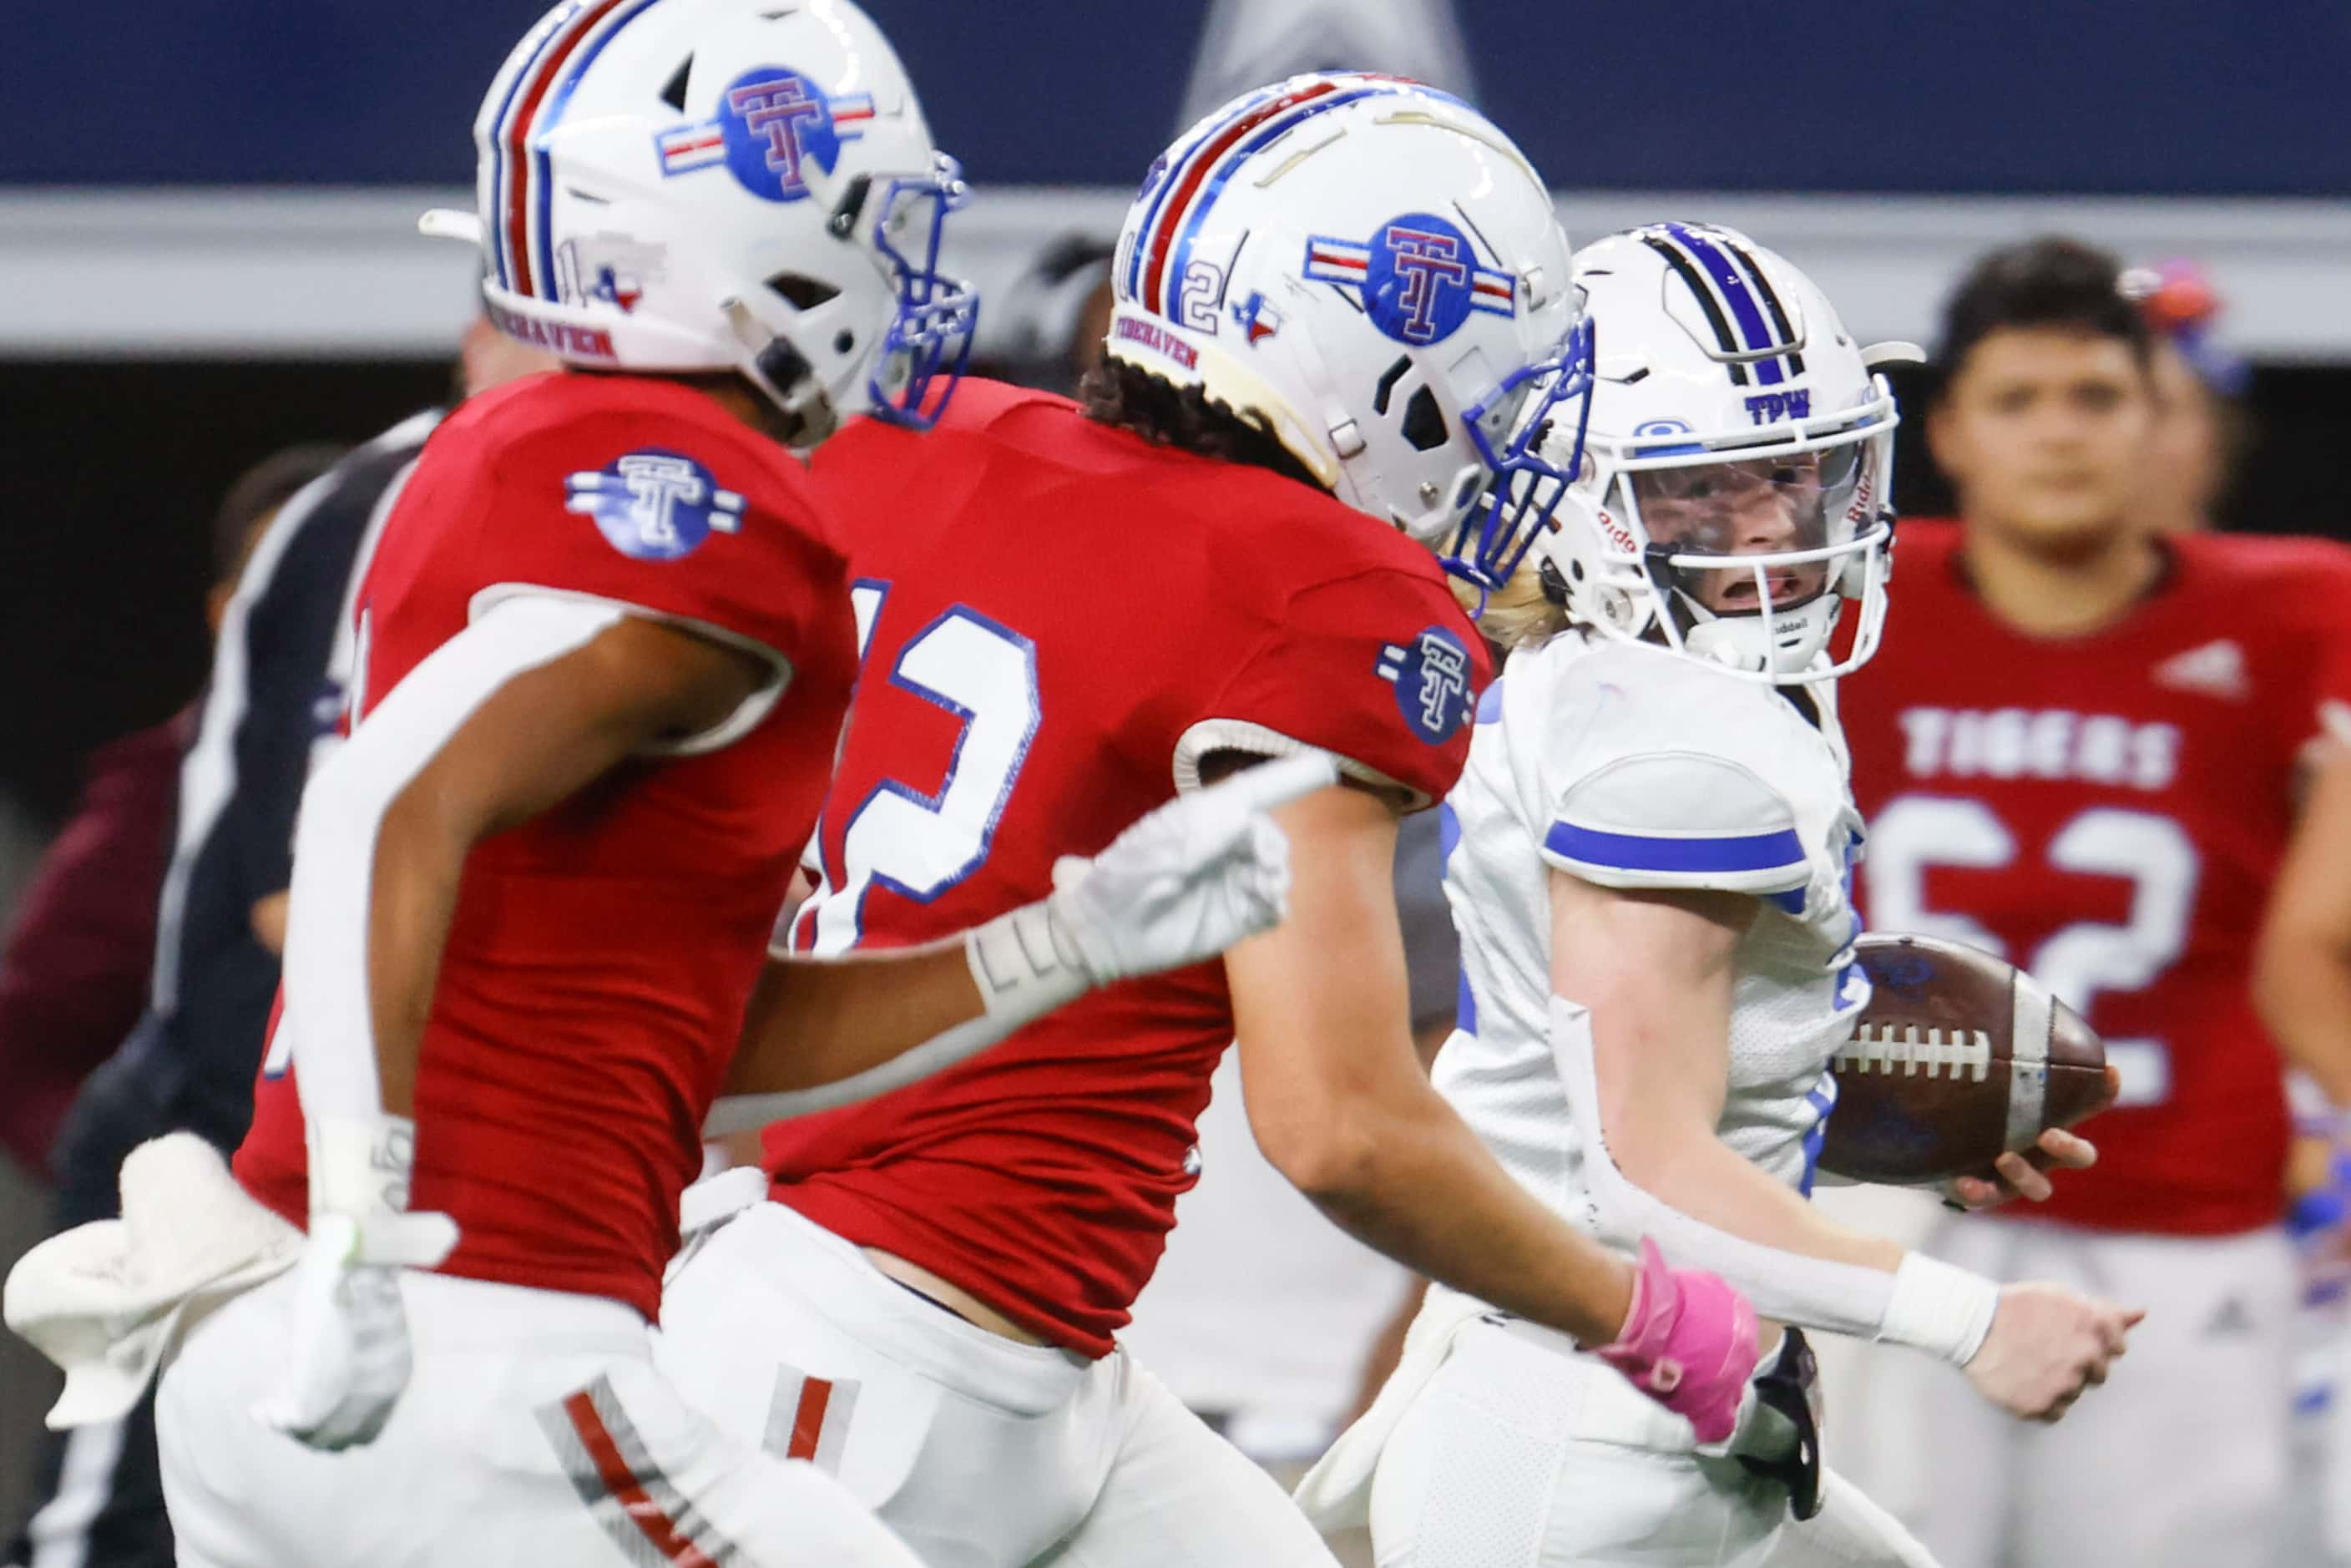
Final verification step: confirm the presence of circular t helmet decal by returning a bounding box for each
[712,66,873,204]
[1302,211,1519,347]
[1378,625,1477,745]
[564,448,745,562]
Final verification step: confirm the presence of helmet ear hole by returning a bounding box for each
[767,272,841,312]
[1538,556,1570,604]
[1372,357,1412,416]
[1402,387,1447,452]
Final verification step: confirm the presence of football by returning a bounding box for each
[1816,933,2116,1186]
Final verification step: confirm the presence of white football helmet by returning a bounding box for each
[453,0,976,443]
[1105,73,1591,591]
[1536,224,1910,681]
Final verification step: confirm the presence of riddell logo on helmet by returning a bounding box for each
[1595,508,1639,555]
[488,302,615,361]
[1845,470,1876,524]
[1112,316,1199,370]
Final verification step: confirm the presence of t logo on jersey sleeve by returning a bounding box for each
[1378,625,1474,744]
[565,448,744,561]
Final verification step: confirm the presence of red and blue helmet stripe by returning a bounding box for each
[1124,73,1474,319]
[484,0,665,301]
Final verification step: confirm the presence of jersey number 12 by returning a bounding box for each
[795,581,1042,956]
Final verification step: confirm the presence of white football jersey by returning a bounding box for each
[1435,629,1869,1247]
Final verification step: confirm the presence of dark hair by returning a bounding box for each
[1078,357,1326,492]
[1933,236,2153,402]
[211,443,346,584]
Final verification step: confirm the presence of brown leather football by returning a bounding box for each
[1817,933,2115,1186]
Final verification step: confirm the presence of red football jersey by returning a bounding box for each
[235,372,857,1321]
[762,379,1489,1356]
[1843,520,2351,1235]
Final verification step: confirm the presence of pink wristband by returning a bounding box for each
[1592,1237,1759,1444]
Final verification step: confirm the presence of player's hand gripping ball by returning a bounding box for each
[1818,933,2117,1187]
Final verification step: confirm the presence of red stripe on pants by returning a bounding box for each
[563,1390,720,1568]
[786,1378,834,1462]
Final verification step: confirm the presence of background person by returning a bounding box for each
[1840,235,2351,1568]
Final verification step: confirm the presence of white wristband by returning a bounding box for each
[703,896,1104,1132]
[963,898,1092,1030]
[306,1114,461,1269]
[310,1114,419,1220]
[1878,1252,2000,1367]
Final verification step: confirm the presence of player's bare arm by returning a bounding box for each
[1227,777,1639,1350]
[1562,878,2096,1240]
[1552,869,2141,1421]
[250,889,291,953]
[1559,875,1899,1275]
[2252,746,2351,1113]
[257,599,762,1448]
[724,949,986,1100]
[339,611,765,1116]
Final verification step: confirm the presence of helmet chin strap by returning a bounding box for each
[1676,589,1839,677]
[1641,540,1839,678]
[1681,612,1773,673]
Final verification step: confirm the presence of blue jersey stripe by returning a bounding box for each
[1544,819,1805,877]
[1797,1075,1838,1196]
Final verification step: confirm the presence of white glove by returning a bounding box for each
[1043,751,1336,984]
[252,1116,458,1450]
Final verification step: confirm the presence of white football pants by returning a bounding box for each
[155,1267,922,1568]
[1368,1315,1936,1568]
[654,1198,1338,1567]
[1843,1215,2297,1568]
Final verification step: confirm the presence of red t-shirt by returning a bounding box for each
[1842,520,2351,1235]
[763,379,1489,1356]
[235,372,857,1321]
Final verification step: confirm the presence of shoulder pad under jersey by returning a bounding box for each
[1534,640,1812,895]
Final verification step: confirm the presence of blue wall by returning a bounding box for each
[10,0,2347,195]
